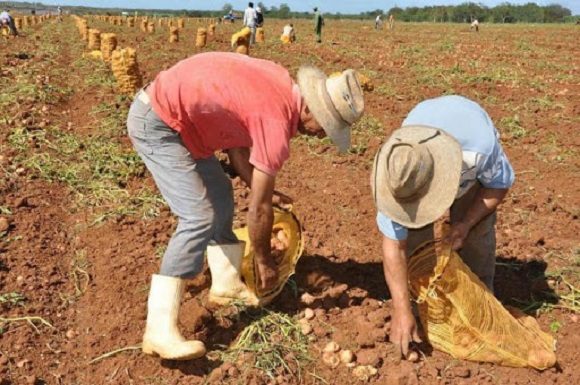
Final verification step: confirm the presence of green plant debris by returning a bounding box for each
[0,292,26,307]
[217,309,311,381]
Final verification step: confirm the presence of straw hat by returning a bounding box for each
[297,66,364,153]
[371,125,462,228]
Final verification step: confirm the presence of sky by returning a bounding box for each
[19,0,580,15]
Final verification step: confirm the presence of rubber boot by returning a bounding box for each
[207,243,260,306]
[142,274,206,360]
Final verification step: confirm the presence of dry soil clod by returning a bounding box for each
[0,217,10,232]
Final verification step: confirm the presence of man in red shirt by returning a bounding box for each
[127,52,364,360]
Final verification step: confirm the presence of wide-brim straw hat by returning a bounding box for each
[371,125,462,228]
[297,66,364,153]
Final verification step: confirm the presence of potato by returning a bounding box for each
[322,351,340,368]
[323,341,340,353]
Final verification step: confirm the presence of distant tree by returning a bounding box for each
[492,2,515,23]
[542,3,571,22]
[278,3,291,18]
[387,6,403,19]
[222,3,233,14]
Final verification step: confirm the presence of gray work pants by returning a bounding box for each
[406,183,497,290]
[249,26,256,45]
[127,91,237,278]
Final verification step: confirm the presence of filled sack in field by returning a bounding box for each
[234,206,304,306]
[407,234,557,370]
[231,27,251,55]
[111,48,143,95]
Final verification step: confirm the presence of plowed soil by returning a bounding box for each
[0,17,578,385]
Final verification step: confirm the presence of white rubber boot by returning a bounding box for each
[142,274,206,360]
[207,243,260,307]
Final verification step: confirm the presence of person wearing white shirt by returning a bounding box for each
[243,2,257,45]
[0,9,18,36]
[281,23,295,43]
[375,14,382,30]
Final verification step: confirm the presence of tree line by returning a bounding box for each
[225,2,576,23]
[1,1,576,23]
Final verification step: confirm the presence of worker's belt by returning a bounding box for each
[137,89,150,105]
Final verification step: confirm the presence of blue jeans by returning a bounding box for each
[405,183,497,290]
[127,91,237,278]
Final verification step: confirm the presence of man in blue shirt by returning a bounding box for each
[371,95,515,358]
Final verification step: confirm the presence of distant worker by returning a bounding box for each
[256,6,264,27]
[389,14,395,30]
[471,19,479,32]
[372,95,514,358]
[313,7,324,43]
[57,6,63,22]
[375,14,382,30]
[281,23,296,44]
[228,10,235,23]
[0,9,18,36]
[243,2,258,45]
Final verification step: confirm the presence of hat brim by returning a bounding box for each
[371,125,462,229]
[297,66,351,153]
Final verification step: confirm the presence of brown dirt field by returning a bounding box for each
[0,16,579,385]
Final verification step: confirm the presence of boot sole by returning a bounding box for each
[142,342,205,361]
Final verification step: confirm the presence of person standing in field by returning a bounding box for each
[127,52,364,361]
[371,95,514,358]
[256,6,264,27]
[389,13,395,30]
[243,2,258,45]
[471,19,479,32]
[313,7,324,43]
[0,9,18,36]
[375,14,382,30]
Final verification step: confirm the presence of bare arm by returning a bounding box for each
[227,147,293,205]
[248,168,278,292]
[449,187,509,250]
[382,236,421,357]
[227,147,253,187]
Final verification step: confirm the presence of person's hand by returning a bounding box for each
[272,190,293,207]
[390,307,422,358]
[255,256,279,293]
[447,221,470,251]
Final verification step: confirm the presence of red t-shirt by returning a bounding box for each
[150,52,302,176]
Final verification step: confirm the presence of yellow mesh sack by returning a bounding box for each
[408,236,557,370]
[234,207,304,306]
[231,27,251,55]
